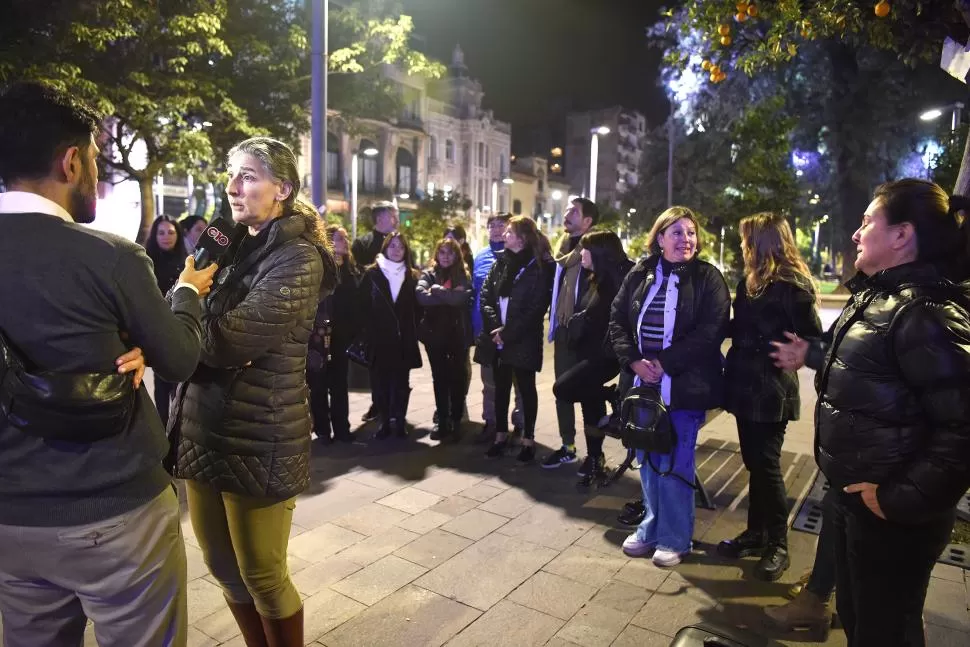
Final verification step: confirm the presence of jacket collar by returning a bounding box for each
[848,262,944,294]
[639,254,696,284]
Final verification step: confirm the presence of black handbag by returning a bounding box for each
[619,384,674,454]
[345,334,372,367]
[563,311,587,350]
[0,328,136,442]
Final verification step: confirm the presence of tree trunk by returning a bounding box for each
[136,175,156,245]
[827,42,870,284]
[953,125,970,196]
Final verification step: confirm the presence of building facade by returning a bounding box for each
[298,46,512,236]
[564,107,646,209]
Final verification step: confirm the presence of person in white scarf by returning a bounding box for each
[358,232,422,438]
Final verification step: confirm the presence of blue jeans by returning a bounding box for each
[635,409,705,554]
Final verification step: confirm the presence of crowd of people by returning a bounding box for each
[1,81,969,647]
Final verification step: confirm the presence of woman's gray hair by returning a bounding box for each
[646,206,703,257]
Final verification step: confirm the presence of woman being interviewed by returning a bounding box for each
[716,213,822,581]
[475,215,554,462]
[172,136,336,647]
[610,206,730,567]
[416,237,473,442]
[359,231,422,439]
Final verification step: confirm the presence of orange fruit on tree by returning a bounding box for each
[702,59,712,71]
[720,35,732,46]
[736,11,748,22]
[747,4,759,17]
[874,1,890,18]
[736,1,747,11]
[718,24,731,36]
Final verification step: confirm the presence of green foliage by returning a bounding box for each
[406,190,470,263]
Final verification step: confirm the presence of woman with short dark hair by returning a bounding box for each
[772,179,970,647]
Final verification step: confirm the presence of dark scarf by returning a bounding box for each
[497,248,532,297]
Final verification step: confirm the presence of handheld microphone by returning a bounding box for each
[192,218,237,269]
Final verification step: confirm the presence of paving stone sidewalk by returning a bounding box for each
[39,307,970,646]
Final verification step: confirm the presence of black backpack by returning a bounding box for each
[619,384,674,454]
[0,328,135,442]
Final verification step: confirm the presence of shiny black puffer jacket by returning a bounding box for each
[815,263,970,523]
[175,212,333,499]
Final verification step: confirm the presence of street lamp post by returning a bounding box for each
[718,226,725,269]
[920,102,965,132]
[310,0,329,211]
[350,147,378,240]
[491,180,498,214]
[589,126,610,203]
[667,118,675,208]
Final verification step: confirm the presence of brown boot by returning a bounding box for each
[226,601,269,647]
[764,588,832,641]
[260,606,304,647]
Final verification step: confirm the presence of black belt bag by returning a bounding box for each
[0,329,135,442]
[619,384,675,454]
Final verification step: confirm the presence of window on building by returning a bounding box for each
[429,135,438,162]
[396,148,415,194]
[513,199,522,215]
[477,142,484,167]
[446,139,455,162]
[359,139,379,193]
[485,145,490,169]
[499,193,507,213]
[477,178,484,208]
[462,144,470,172]
[499,154,507,177]
[538,179,544,192]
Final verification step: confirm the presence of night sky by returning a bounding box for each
[399,0,669,152]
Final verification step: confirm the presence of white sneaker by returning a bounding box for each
[622,533,654,557]
[652,548,683,567]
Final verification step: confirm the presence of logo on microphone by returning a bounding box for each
[206,226,230,247]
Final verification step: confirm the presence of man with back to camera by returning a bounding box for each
[0,82,218,647]
[542,197,598,469]
[351,201,400,421]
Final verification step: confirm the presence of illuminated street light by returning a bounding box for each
[919,102,964,131]
[363,147,379,157]
[502,178,514,185]
[593,126,611,136]
[589,126,610,202]
[551,190,563,200]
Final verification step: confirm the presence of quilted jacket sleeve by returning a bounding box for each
[659,265,731,376]
[201,242,323,368]
[877,299,970,523]
[479,261,502,336]
[609,267,644,369]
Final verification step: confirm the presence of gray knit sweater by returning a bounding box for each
[0,211,202,526]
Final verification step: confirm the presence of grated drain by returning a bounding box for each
[791,474,969,570]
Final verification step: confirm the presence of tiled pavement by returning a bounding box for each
[42,308,970,646]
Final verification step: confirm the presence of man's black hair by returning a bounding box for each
[486,212,512,226]
[0,82,102,185]
[571,197,600,225]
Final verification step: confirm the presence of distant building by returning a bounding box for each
[298,45,512,235]
[565,107,646,208]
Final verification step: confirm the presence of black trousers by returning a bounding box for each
[737,418,789,545]
[371,357,411,427]
[806,490,837,598]
[427,345,469,423]
[308,348,351,440]
[831,489,953,647]
[552,357,619,427]
[153,378,176,428]
[494,360,537,440]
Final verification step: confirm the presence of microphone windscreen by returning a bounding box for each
[193,218,237,269]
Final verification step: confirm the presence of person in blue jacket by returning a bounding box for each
[472,212,523,444]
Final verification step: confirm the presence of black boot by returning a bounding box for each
[577,455,612,488]
[754,542,790,581]
[432,417,453,443]
[617,499,645,526]
[717,529,766,559]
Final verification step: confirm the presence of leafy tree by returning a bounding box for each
[405,190,471,264]
[2,0,442,243]
[656,1,968,278]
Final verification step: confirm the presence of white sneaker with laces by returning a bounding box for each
[622,533,654,557]
[652,548,684,567]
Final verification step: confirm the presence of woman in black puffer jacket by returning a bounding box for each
[772,179,970,647]
[552,230,633,487]
[475,215,554,462]
[172,137,336,646]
